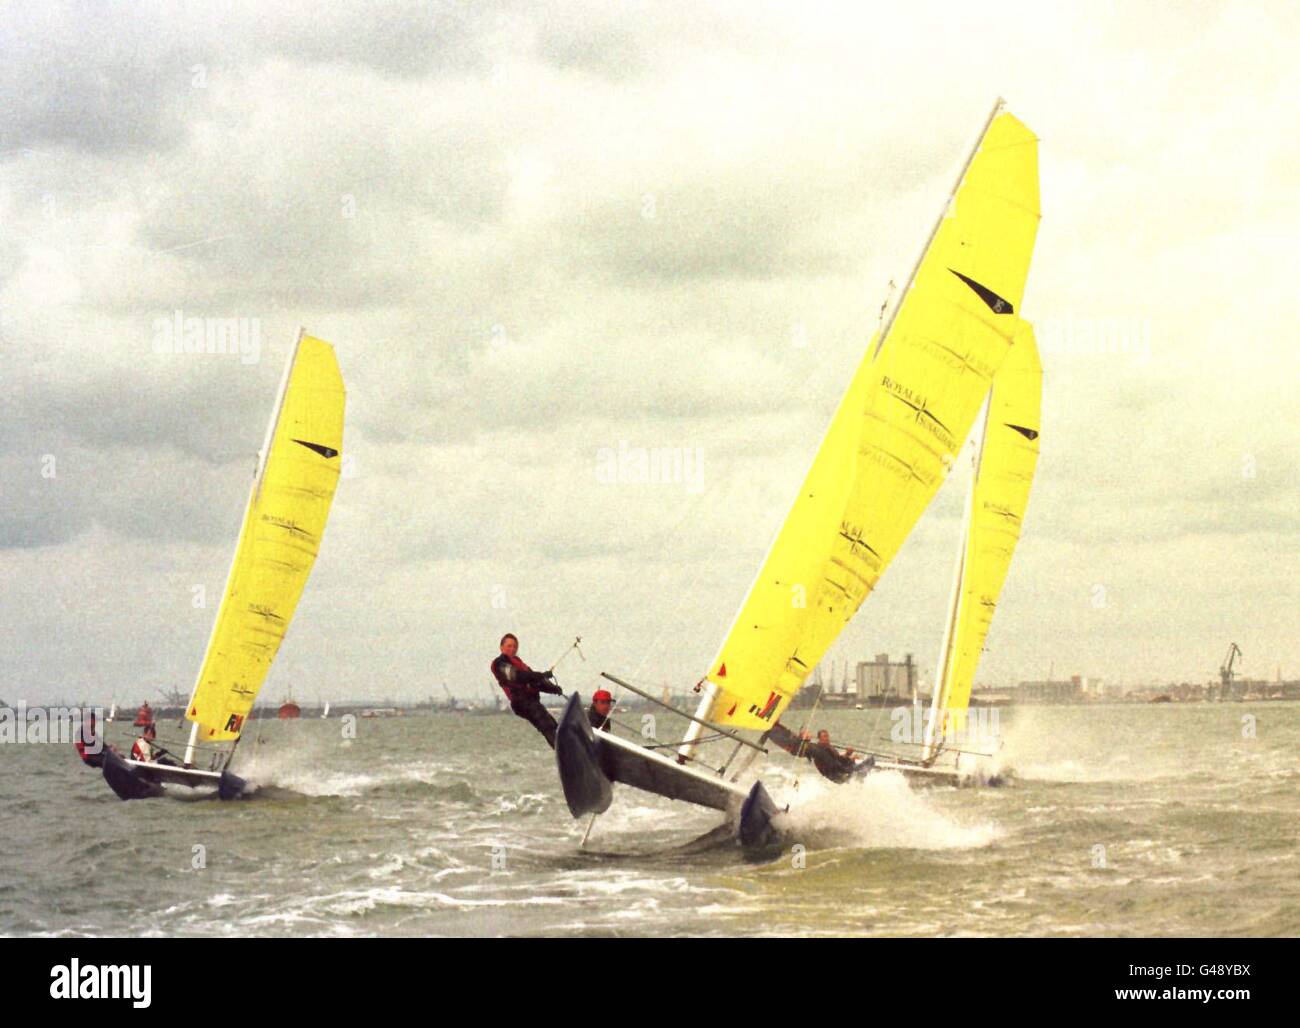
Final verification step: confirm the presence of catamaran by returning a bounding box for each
[101,330,346,800]
[555,100,1042,847]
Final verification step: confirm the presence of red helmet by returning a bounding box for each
[592,689,613,703]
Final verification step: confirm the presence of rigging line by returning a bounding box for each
[790,668,831,789]
[876,279,896,335]
[562,346,876,745]
[251,698,265,751]
[604,677,726,755]
[600,488,726,719]
[809,727,993,761]
[591,714,726,756]
[580,295,888,702]
[128,737,227,756]
[602,672,766,754]
[599,715,640,736]
[640,733,726,751]
[597,706,723,764]
[545,464,709,676]
[555,298,905,745]
[866,681,894,746]
[632,288,906,709]
[107,726,228,751]
[548,636,585,674]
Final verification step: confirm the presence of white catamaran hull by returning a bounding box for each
[101,750,247,802]
[554,694,783,848]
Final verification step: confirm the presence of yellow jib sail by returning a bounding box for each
[926,321,1041,755]
[186,332,345,741]
[698,106,1040,732]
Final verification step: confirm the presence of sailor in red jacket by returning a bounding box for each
[74,711,106,768]
[587,689,614,732]
[491,633,563,748]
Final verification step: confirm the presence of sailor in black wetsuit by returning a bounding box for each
[490,633,563,748]
[766,722,866,784]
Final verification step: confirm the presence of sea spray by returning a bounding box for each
[773,769,1002,851]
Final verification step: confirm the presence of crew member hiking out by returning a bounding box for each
[131,722,159,763]
[126,722,182,766]
[491,633,563,748]
[765,722,870,784]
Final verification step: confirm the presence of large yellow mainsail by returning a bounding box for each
[185,332,345,742]
[694,105,1040,733]
[925,321,1041,755]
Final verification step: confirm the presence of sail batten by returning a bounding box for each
[184,333,345,742]
[690,107,1040,737]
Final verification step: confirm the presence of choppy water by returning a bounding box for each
[2,702,1296,936]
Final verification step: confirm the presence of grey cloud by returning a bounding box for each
[4,2,1300,699]
[250,1,494,79]
[0,436,248,552]
[0,4,195,155]
[0,1,502,158]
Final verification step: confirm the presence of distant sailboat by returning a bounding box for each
[101,331,346,800]
[554,100,1042,846]
[321,701,331,719]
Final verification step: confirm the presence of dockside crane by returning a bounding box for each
[1219,643,1242,700]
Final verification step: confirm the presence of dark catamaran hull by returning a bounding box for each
[102,750,167,800]
[100,750,246,801]
[554,694,782,849]
[874,756,1009,789]
[218,769,248,801]
[909,767,1007,788]
[555,695,614,817]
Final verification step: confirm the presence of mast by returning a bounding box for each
[923,398,988,763]
[254,327,304,494]
[871,97,1006,362]
[183,330,304,749]
[679,98,1013,765]
[183,721,200,767]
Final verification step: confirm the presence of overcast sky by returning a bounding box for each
[2,0,1296,707]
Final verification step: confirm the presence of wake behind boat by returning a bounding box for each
[92,330,346,801]
[556,100,1042,847]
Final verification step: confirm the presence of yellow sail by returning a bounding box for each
[927,321,1041,751]
[186,332,345,741]
[698,106,1040,732]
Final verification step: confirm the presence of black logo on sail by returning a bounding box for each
[1006,422,1039,440]
[949,269,1014,314]
[292,439,339,459]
